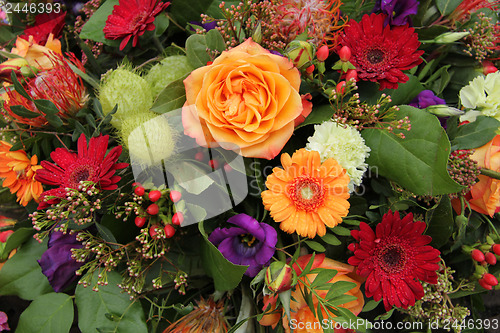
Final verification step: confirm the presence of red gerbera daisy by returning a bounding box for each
[103,0,170,50]
[348,210,441,311]
[35,134,128,209]
[337,13,423,90]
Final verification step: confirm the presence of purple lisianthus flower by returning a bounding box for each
[189,20,217,32]
[0,311,9,332]
[208,214,277,277]
[409,90,446,109]
[38,231,85,292]
[373,0,419,26]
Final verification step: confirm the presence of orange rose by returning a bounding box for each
[260,254,365,333]
[182,38,306,159]
[468,135,500,216]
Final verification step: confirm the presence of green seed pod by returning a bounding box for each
[119,111,177,166]
[144,55,193,97]
[99,67,153,128]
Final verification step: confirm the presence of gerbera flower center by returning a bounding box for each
[288,176,325,211]
[67,163,95,187]
[378,243,407,273]
[366,48,385,64]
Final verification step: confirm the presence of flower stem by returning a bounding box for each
[152,35,164,54]
[480,168,500,180]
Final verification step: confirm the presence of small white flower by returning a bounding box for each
[459,71,500,122]
[306,121,370,192]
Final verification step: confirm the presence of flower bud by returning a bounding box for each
[0,58,30,82]
[433,31,469,43]
[251,22,262,44]
[485,252,497,265]
[336,81,346,94]
[426,105,464,117]
[305,65,315,74]
[471,249,485,262]
[492,244,500,256]
[338,46,351,62]
[285,41,315,68]
[483,273,498,286]
[265,261,295,293]
[316,45,329,62]
[345,69,358,82]
[479,278,493,290]
[482,61,498,75]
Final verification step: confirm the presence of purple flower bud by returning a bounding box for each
[208,214,277,277]
[37,231,85,292]
[409,90,446,109]
[373,0,420,26]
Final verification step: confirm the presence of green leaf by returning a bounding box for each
[11,71,32,100]
[79,0,121,46]
[10,105,40,118]
[321,233,341,246]
[305,240,326,252]
[169,0,215,28]
[75,271,148,333]
[167,161,214,195]
[362,105,463,196]
[325,281,357,299]
[327,294,358,306]
[385,74,424,105]
[450,116,500,150]
[331,225,351,236]
[205,29,226,52]
[199,221,248,291]
[296,104,333,129]
[0,238,52,300]
[278,289,292,325]
[150,77,187,114]
[16,293,74,333]
[185,34,212,68]
[361,299,381,312]
[0,228,34,261]
[436,0,462,15]
[46,114,64,128]
[33,99,59,115]
[425,196,454,248]
[155,14,170,37]
[311,269,338,288]
[95,223,118,247]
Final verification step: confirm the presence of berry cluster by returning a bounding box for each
[447,149,480,198]
[464,237,500,290]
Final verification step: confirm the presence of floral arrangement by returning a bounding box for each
[0,0,499,332]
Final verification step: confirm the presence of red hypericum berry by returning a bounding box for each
[164,224,176,238]
[492,244,500,256]
[146,203,159,215]
[169,190,182,203]
[305,64,315,74]
[148,190,161,202]
[483,273,499,286]
[479,278,493,290]
[132,182,140,187]
[346,69,358,82]
[172,212,184,226]
[485,252,497,265]
[134,186,145,196]
[316,45,329,62]
[195,151,204,161]
[149,225,160,238]
[471,249,485,262]
[338,46,351,62]
[208,159,219,169]
[223,163,232,172]
[207,61,213,66]
[135,216,147,228]
[336,81,346,94]
[483,61,498,75]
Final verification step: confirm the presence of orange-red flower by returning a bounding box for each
[162,297,228,333]
[260,254,365,333]
[2,53,88,127]
[0,141,43,206]
[9,33,62,70]
[262,149,350,238]
[467,135,500,216]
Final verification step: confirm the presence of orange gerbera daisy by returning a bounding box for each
[262,149,350,238]
[0,141,43,206]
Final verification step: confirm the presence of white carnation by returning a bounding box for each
[306,121,370,192]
